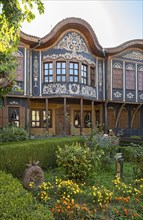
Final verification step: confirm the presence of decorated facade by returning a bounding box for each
[0,18,143,137]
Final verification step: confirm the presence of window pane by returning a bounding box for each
[70,76,73,82]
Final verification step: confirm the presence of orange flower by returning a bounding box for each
[124,208,128,216]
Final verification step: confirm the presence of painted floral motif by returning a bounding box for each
[139,94,143,100]
[43,84,66,94]
[123,51,143,61]
[43,83,96,98]
[54,32,89,53]
[127,92,134,99]
[114,91,122,98]
[81,85,96,97]
[43,53,95,65]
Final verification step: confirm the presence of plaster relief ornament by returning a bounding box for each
[123,51,143,61]
[113,63,122,69]
[139,94,143,100]
[55,32,89,53]
[127,92,134,99]
[114,91,122,98]
[33,56,39,86]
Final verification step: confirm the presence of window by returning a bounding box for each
[84,111,91,128]
[138,71,143,90]
[95,110,100,126]
[126,70,135,90]
[90,67,95,87]
[113,68,123,89]
[74,111,80,128]
[43,62,53,82]
[31,110,52,128]
[81,64,87,84]
[43,110,52,128]
[8,108,20,127]
[32,110,40,127]
[69,62,79,83]
[56,62,66,82]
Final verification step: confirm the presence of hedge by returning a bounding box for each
[0,171,54,220]
[0,136,85,178]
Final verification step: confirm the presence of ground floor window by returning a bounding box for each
[8,107,20,127]
[31,110,52,128]
[74,111,80,128]
[84,111,91,128]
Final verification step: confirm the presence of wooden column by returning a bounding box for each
[91,100,95,130]
[80,98,83,135]
[104,102,108,133]
[64,97,67,136]
[27,98,30,136]
[46,98,49,133]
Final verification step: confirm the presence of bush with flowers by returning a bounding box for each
[30,175,143,220]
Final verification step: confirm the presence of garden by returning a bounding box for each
[0,126,143,220]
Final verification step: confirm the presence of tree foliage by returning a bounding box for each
[0,0,44,96]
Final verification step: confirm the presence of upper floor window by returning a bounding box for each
[126,65,135,90]
[8,107,19,127]
[90,67,95,87]
[43,62,53,83]
[112,63,123,89]
[69,62,79,83]
[138,67,143,91]
[81,64,87,84]
[56,62,66,82]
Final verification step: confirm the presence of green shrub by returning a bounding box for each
[56,142,103,182]
[86,131,119,170]
[123,144,143,178]
[0,171,54,220]
[0,125,28,142]
[0,136,84,178]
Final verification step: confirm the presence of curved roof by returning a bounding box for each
[106,39,143,56]
[20,17,104,57]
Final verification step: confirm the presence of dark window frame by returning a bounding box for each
[8,107,20,127]
[69,62,79,83]
[81,64,87,84]
[43,62,53,83]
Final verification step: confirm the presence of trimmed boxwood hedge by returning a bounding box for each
[0,171,54,220]
[0,136,84,178]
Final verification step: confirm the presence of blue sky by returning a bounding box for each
[21,0,143,48]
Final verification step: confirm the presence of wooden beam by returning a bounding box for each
[115,103,126,128]
[46,98,49,133]
[131,104,142,128]
[91,100,94,130]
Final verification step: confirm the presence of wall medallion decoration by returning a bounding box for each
[126,92,134,99]
[54,32,89,53]
[114,91,122,98]
[68,84,80,94]
[122,51,143,61]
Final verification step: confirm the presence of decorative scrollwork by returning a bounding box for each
[114,91,122,98]
[126,92,134,99]
[68,84,80,94]
[81,85,96,97]
[43,83,66,94]
[123,51,143,61]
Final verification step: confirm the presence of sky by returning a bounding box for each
[21,0,143,48]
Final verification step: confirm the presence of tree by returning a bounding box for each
[0,0,44,96]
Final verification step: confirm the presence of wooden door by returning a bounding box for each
[55,107,70,135]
